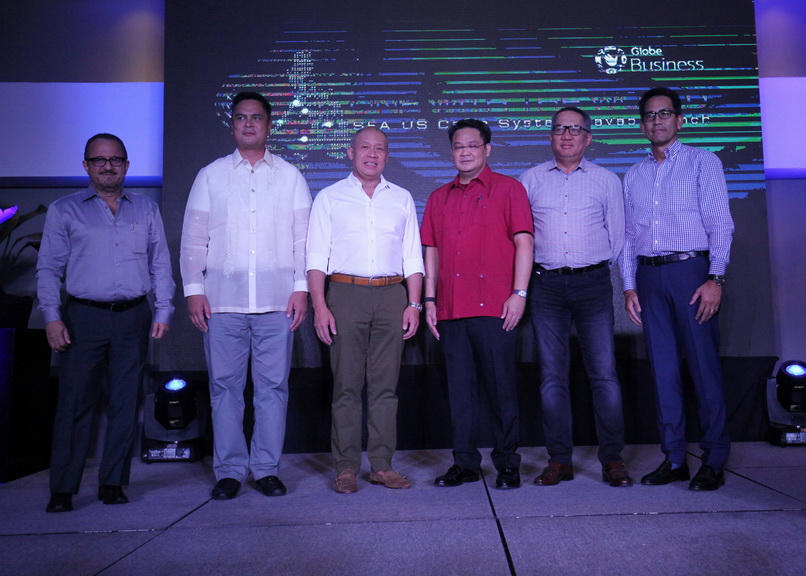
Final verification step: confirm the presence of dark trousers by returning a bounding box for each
[440,316,521,472]
[50,299,150,493]
[636,256,730,470]
[529,265,625,465]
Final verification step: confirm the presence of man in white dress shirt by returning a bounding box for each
[307,127,424,493]
[180,92,311,500]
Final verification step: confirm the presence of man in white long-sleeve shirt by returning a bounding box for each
[307,127,424,494]
[180,92,312,500]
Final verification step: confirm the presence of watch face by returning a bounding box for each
[514,290,527,298]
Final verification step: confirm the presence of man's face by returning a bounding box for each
[450,127,490,181]
[82,138,129,194]
[640,95,683,148]
[550,110,592,165]
[347,128,388,183]
[231,98,271,152]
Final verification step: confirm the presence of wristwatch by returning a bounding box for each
[513,289,528,298]
[408,301,423,311]
[707,274,726,287]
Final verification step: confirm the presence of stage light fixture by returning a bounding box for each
[766,359,806,446]
[776,361,806,412]
[155,378,197,430]
[141,374,209,463]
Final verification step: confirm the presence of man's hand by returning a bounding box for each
[45,320,71,352]
[624,289,642,326]
[425,301,439,340]
[313,305,338,345]
[402,305,420,340]
[287,291,309,331]
[691,280,723,324]
[500,294,526,331]
[187,294,211,333]
[151,322,170,339]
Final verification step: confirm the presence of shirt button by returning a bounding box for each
[480,303,485,307]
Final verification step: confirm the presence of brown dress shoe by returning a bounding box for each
[534,463,574,485]
[333,469,358,494]
[370,469,411,489]
[602,461,633,487]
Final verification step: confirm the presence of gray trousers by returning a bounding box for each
[204,311,293,481]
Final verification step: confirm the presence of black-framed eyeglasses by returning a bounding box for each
[86,156,126,167]
[451,143,486,152]
[642,109,676,122]
[551,125,590,136]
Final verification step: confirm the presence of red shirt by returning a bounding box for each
[421,165,533,321]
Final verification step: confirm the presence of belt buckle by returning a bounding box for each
[367,276,379,287]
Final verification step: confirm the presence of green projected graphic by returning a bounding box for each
[211,21,761,207]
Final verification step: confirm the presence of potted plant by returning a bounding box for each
[0,204,48,328]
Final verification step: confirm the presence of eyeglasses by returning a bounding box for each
[642,109,676,122]
[86,156,126,167]
[451,143,486,152]
[551,125,590,136]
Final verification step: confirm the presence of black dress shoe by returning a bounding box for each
[46,493,73,513]
[98,485,129,505]
[640,460,690,485]
[212,478,241,500]
[255,475,287,497]
[689,465,725,491]
[496,467,521,489]
[434,465,480,487]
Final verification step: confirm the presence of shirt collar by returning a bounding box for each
[82,186,130,203]
[450,164,493,189]
[647,138,682,163]
[347,172,390,193]
[232,148,273,168]
[549,157,589,173]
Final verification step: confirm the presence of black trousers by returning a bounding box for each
[439,316,521,472]
[50,299,151,493]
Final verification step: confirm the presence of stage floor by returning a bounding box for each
[1,443,804,575]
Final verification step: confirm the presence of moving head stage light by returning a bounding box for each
[142,375,209,462]
[766,360,806,446]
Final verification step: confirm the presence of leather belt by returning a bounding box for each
[637,250,709,267]
[329,274,404,287]
[70,295,146,312]
[533,261,608,275]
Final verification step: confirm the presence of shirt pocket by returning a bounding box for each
[129,223,149,256]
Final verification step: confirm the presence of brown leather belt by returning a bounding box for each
[329,274,404,287]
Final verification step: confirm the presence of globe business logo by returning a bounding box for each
[595,46,627,74]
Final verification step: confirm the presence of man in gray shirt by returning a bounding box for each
[519,107,630,488]
[37,133,175,512]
